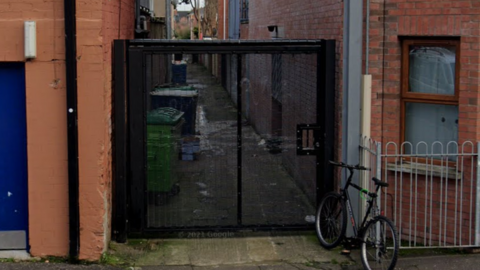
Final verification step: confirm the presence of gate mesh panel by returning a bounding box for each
[142,51,319,229]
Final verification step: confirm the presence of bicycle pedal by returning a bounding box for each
[341,249,351,255]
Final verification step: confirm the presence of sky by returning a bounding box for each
[177,0,205,12]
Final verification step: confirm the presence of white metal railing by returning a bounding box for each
[359,137,480,249]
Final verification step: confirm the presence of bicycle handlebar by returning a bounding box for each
[329,160,371,171]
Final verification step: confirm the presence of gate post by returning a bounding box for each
[237,54,243,226]
[128,48,146,233]
[113,40,128,242]
[317,40,336,201]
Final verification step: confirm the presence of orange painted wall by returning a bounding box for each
[0,0,69,256]
[76,0,134,260]
[0,0,134,260]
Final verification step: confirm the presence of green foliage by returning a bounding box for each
[176,29,191,40]
[193,27,199,39]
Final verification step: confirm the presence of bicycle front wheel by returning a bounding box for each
[361,215,399,270]
[315,192,347,249]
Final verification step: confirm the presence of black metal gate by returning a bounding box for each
[113,40,335,239]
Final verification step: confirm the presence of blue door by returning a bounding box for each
[0,63,28,250]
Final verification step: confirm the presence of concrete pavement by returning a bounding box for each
[2,232,480,270]
[3,254,480,270]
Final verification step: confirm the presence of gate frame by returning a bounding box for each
[112,39,336,240]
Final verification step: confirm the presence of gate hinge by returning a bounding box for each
[296,124,322,155]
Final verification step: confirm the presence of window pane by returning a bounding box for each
[405,102,458,155]
[409,46,456,95]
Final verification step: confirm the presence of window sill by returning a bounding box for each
[386,162,461,180]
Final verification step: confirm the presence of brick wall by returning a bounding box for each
[368,0,480,245]
[246,0,344,150]
[243,0,344,198]
[368,0,480,144]
[76,0,134,260]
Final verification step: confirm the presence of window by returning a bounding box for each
[401,39,460,154]
[240,0,249,23]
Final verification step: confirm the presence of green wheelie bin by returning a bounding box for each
[147,107,185,205]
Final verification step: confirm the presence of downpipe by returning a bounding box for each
[64,0,80,260]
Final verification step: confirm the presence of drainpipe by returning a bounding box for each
[64,0,80,260]
[136,0,141,33]
[223,0,226,39]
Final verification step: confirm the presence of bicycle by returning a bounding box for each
[315,161,399,270]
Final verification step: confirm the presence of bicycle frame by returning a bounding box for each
[341,167,381,237]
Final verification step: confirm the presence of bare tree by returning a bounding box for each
[189,0,218,38]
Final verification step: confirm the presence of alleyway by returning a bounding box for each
[146,60,315,229]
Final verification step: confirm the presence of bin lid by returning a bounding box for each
[154,85,196,91]
[147,107,185,125]
[151,90,198,97]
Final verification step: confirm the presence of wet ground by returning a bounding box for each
[146,62,315,229]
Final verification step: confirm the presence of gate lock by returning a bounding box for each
[296,124,323,156]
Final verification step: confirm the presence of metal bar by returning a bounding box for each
[430,153,433,246]
[409,160,413,246]
[399,150,404,246]
[129,39,324,46]
[128,49,146,233]
[423,154,428,246]
[113,40,128,243]
[476,142,480,246]
[237,54,243,226]
[138,224,314,234]
[376,142,382,216]
[321,40,336,196]
[470,143,475,245]
[140,47,320,54]
[460,153,464,245]
[444,155,448,246]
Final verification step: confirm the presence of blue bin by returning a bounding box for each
[151,87,198,135]
[172,63,187,84]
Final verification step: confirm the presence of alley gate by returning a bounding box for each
[112,40,335,240]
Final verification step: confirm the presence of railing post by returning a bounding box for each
[376,141,382,215]
[476,142,480,246]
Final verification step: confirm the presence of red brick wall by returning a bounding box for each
[368,0,480,144]
[242,1,344,200]
[368,0,480,245]
[246,0,344,152]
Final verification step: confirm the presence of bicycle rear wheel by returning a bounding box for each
[315,192,347,249]
[361,215,399,270]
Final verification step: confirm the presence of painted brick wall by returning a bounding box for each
[76,0,134,260]
[0,0,69,257]
[0,0,133,260]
